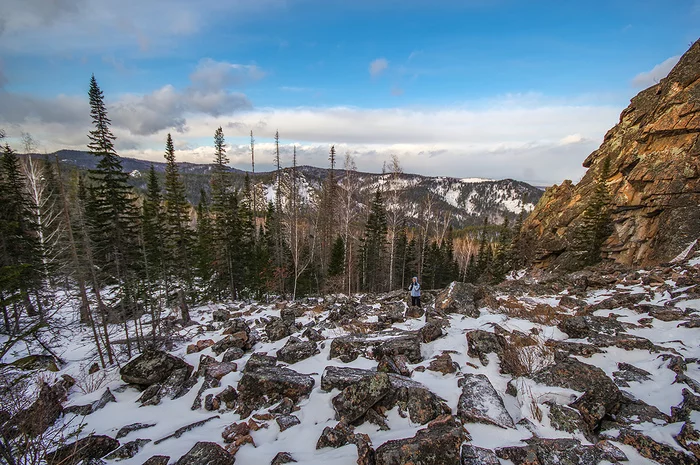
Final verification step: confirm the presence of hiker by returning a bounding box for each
[408,276,421,308]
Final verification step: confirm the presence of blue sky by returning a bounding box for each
[0,0,698,184]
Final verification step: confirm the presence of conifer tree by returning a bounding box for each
[85,75,141,356]
[328,236,345,277]
[574,156,613,267]
[162,134,193,293]
[0,144,41,322]
[359,190,388,292]
[489,217,511,283]
[195,189,214,291]
[141,164,164,287]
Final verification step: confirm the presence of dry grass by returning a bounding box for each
[500,333,555,378]
[74,368,109,395]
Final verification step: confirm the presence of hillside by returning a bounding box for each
[519,39,700,270]
[35,150,543,227]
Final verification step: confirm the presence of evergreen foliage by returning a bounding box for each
[574,156,613,267]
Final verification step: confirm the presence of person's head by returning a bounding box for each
[412,277,418,283]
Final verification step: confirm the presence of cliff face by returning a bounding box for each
[521,39,700,270]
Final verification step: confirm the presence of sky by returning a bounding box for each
[0,0,698,185]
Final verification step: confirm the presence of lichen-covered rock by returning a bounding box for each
[466,329,505,365]
[434,282,479,317]
[237,366,314,417]
[140,455,170,465]
[276,415,301,432]
[558,315,627,339]
[302,327,324,342]
[496,438,628,465]
[104,438,151,461]
[243,353,277,372]
[676,421,700,459]
[332,373,392,423]
[45,435,120,465]
[276,337,319,364]
[545,402,592,440]
[461,444,500,465]
[397,386,451,425]
[65,387,116,416]
[330,332,422,363]
[120,349,193,386]
[377,354,411,377]
[532,357,621,431]
[116,422,156,440]
[271,452,297,464]
[419,321,443,343]
[613,362,652,387]
[375,415,466,465]
[603,427,697,465]
[266,317,291,342]
[457,374,514,429]
[223,347,245,362]
[428,352,459,374]
[174,441,235,465]
[374,333,423,363]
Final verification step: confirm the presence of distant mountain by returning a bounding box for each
[30,149,543,227]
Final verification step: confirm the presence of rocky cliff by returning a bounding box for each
[520,39,700,270]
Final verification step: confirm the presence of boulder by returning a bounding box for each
[174,441,235,465]
[434,282,479,317]
[332,373,392,423]
[428,353,459,374]
[374,333,423,363]
[276,337,319,364]
[65,387,116,416]
[266,317,291,342]
[466,330,505,365]
[243,353,277,372]
[222,347,245,362]
[104,438,151,461]
[375,415,466,465]
[457,374,514,429]
[532,357,621,431]
[120,349,193,386]
[276,415,301,432]
[316,422,375,465]
[419,322,444,343]
[496,438,628,465]
[602,428,697,465]
[45,435,119,465]
[237,366,315,417]
[461,444,500,465]
[271,452,297,464]
[377,354,411,377]
[141,456,170,465]
[116,422,156,440]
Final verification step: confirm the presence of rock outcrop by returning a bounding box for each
[519,39,700,270]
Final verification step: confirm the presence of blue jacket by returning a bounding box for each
[409,280,421,297]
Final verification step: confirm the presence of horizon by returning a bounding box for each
[1,1,698,185]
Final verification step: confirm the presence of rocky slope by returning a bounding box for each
[520,39,700,270]
[2,254,700,464]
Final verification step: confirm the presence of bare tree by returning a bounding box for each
[385,154,403,291]
[340,153,361,295]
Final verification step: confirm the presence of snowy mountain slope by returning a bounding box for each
[2,256,700,464]
[26,150,542,227]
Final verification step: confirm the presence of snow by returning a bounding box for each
[4,261,700,464]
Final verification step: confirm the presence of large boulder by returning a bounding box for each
[120,349,193,386]
[330,332,422,363]
[434,282,479,317]
[457,374,514,429]
[276,337,319,364]
[375,415,466,465]
[496,438,627,465]
[237,366,314,417]
[45,435,119,465]
[532,357,622,431]
[332,373,392,423]
[466,329,506,366]
[174,441,235,465]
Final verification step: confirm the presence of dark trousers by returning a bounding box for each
[411,296,421,308]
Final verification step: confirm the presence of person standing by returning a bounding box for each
[408,277,421,308]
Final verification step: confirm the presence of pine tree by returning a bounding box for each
[195,189,215,292]
[574,156,613,267]
[359,190,388,292]
[489,217,511,283]
[162,134,193,293]
[0,144,42,323]
[85,75,141,357]
[141,164,164,286]
[328,236,345,277]
[393,221,409,289]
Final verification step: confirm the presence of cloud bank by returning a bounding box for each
[631,55,680,88]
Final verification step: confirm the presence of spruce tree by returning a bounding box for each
[489,217,511,283]
[86,75,141,356]
[574,156,613,267]
[0,144,41,321]
[359,190,388,292]
[141,164,164,286]
[328,236,345,277]
[195,189,215,292]
[162,134,193,293]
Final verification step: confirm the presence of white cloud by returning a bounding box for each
[1,92,622,185]
[631,55,680,88]
[369,58,389,78]
[190,59,265,90]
